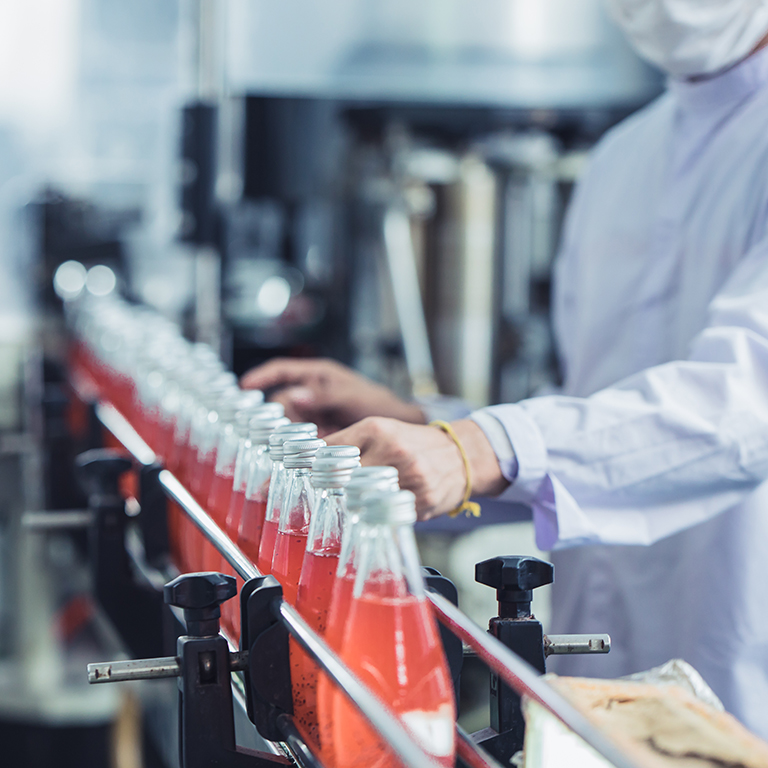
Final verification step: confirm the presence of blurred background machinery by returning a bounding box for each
[0,0,661,765]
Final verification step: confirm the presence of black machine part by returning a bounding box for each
[76,448,164,658]
[473,555,610,765]
[474,555,553,763]
[168,573,289,768]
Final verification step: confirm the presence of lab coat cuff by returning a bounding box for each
[471,404,548,501]
[469,410,519,482]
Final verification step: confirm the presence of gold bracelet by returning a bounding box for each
[430,420,482,519]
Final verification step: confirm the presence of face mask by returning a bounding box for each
[605,0,768,78]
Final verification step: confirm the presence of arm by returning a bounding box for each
[484,238,768,549]
[327,239,768,541]
[241,358,426,433]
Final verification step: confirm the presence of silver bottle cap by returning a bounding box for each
[315,445,361,460]
[311,456,362,488]
[283,438,327,468]
[358,489,417,525]
[268,423,319,461]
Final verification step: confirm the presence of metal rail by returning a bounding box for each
[455,724,501,768]
[159,467,445,768]
[96,399,635,768]
[95,402,156,466]
[276,601,445,768]
[426,591,641,768]
[159,470,255,580]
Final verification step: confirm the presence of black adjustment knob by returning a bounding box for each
[76,449,132,497]
[164,573,237,637]
[476,556,554,619]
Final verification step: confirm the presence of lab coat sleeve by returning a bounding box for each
[472,236,768,550]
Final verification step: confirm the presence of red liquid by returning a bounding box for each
[324,575,355,652]
[297,550,340,635]
[238,498,268,561]
[257,519,279,575]
[318,592,456,768]
[191,455,216,506]
[291,550,340,746]
[219,488,246,638]
[182,456,214,572]
[226,489,246,540]
[157,420,176,465]
[271,528,308,606]
[220,494,267,640]
[203,471,234,571]
[179,442,198,486]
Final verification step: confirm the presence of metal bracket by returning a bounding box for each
[242,576,293,742]
[423,567,464,705]
[138,462,170,567]
[544,634,611,656]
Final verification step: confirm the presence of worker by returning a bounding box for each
[244,0,768,737]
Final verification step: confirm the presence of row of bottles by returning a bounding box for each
[66,294,456,768]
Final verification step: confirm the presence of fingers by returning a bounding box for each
[240,358,327,391]
[266,385,316,421]
[324,418,380,455]
[326,418,466,520]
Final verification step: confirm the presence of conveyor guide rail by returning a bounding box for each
[94,401,639,768]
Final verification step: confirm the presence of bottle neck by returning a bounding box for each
[214,422,239,475]
[264,459,286,523]
[306,487,346,555]
[342,519,425,602]
[244,444,271,501]
[278,467,314,533]
[231,435,252,492]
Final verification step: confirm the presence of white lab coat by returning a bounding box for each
[471,45,768,736]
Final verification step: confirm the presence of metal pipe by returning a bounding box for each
[426,591,641,768]
[88,656,180,683]
[455,724,503,768]
[275,714,326,768]
[158,470,259,581]
[22,510,94,529]
[277,601,445,768]
[95,403,157,466]
[545,633,611,656]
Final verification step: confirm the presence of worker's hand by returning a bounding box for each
[325,417,509,520]
[241,358,426,435]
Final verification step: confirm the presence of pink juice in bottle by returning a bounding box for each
[324,590,455,768]
[292,548,340,745]
[203,470,234,571]
[271,526,309,606]
[290,450,360,748]
[257,519,278,575]
[238,496,268,562]
[317,489,455,768]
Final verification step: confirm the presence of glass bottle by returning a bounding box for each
[165,366,227,569]
[203,397,268,572]
[270,437,326,605]
[291,449,360,745]
[318,490,456,768]
[256,423,318,575]
[183,386,241,571]
[220,411,290,641]
[224,403,285,546]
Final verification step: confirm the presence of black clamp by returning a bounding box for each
[77,448,164,658]
[165,573,282,768]
[240,576,294,742]
[473,555,554,764]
